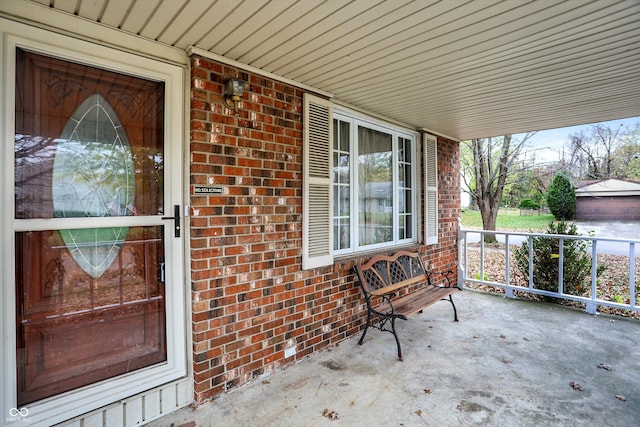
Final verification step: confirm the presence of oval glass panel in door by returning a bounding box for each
[52,94,134,278]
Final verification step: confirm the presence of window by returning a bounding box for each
[303,94,437,269]
[332,112,417,255]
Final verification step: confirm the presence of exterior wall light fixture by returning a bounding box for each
[223,78,245,114]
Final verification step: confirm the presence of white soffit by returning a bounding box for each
[2,0,640,140]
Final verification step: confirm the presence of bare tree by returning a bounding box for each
[611,143,640,179]
[569,123,625,180]
[611,122,640,179]
[461,133,534,243]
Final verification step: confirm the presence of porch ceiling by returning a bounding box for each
[8,0,640,140]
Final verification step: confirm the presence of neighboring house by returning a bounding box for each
[0,2,638,427]
[363,182,394,214]
[576,179,640,221]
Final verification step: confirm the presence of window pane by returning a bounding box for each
[398,161,405,183]
[404,165,412,186]
[333,152,348,183]
[334,218,350,250]
[339,120,350,152]
[333,119,351,251]
[398,136,413,240]
[398,213,413,240]
[339,185,350,216]
[404,139,412,162]
[399,189,412,215]
[333,184,351,218]
[358,126,392,246]
[404,189,412,214]
[398,138,405,162]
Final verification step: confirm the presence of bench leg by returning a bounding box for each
[358,310,371,345]
[448,294,459,322]
[391,317,403,362]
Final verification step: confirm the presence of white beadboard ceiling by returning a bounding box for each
[5,0,640,140]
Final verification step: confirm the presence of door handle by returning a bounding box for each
[158,262,166,283]
[161,205,181,237]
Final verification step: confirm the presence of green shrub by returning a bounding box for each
[518,198,540,210]
[473,272,489,281]
[513,220,605,301]
[546,173,575,220]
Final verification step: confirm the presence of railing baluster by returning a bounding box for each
[587,240,598,314]
[528,237,534,290]
[630,242,636,308]
[480,234,485,283]
[558,237,564,295]
[458,219,465,289]
[505,234,513,298]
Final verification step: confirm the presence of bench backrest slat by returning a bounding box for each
[369,275,424,296]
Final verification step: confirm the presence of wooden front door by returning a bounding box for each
[14,49,170,405]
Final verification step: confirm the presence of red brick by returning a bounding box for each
[187,53,460,405]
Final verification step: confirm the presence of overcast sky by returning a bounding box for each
[515,116,640,164]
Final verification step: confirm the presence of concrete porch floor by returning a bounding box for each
[148,291,640,427]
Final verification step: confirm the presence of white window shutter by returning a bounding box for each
[424,134,438,245]
[302,93,333,269]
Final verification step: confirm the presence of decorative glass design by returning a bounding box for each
[53,94,134,278]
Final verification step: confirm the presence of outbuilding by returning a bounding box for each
[576,179,640,221]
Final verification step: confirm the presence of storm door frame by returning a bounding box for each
[1,19,188,427]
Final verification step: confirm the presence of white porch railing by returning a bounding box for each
[457,220,640,315]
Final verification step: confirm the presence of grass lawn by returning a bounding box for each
[461,208,555,231]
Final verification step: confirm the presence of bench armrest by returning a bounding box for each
[427,269,455,288]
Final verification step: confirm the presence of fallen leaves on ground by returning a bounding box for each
[597,363,613,371]
[569,381,584,391]
[322,409,339,420]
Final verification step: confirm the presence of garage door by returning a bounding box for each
[576,196,640,220]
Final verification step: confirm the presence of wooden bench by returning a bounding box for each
[354,250,460,361]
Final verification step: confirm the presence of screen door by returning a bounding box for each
[14,48,175,405]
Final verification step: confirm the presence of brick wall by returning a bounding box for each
[188,54,460,403]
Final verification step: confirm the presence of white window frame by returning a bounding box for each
[1,19,188,427]
[332,110,418,256]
